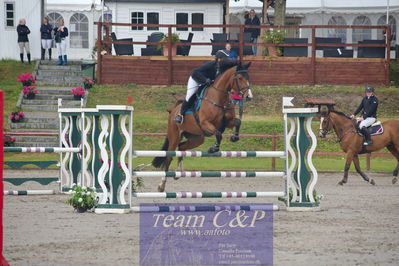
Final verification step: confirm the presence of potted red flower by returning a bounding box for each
[9,111,25,123]
[22,86,38,99]
[18,73,36,87]
[82,78,95,89]
[4,136,16,147]
[71,87,86,100]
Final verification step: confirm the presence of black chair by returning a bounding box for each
[358,40,385,58]
[323,48,353,58]
[141,32,164,56]
[283,38,308,57]
[236,32,253,56]
[315,37,343,51]
[177,32,194,56]
[110,32,133,56]
[396,44,399,59]
[210,33,227,55]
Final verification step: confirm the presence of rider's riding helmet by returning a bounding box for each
[365,85,375,93]
[215,50,230,59]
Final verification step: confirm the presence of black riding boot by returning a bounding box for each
[41,48,45,60]
[27,53,31,64]
[48,49,52,60]
[361,128,373,146]
[175,100,190,124]
[20,53,24,63]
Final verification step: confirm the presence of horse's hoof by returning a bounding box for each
[173,176,180,180]
[392,177,398,184]
[157,184,165,192]
[393,169,398,176]
[370,179,376,185]
[338,181,345,186]
[208,147,219,153]
[230,135,240,142]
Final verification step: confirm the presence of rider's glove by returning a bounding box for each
[205,78,212,86]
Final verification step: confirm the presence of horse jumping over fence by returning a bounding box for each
[152,62,251,192]
[319,110,399,185]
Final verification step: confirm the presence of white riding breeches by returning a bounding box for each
[56,39,67,56]
[359,117,376,129]
[41,39,52,49]
[186,76,200,101]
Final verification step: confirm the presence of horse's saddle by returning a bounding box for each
[184,85,208,115]
[358,121,384,136]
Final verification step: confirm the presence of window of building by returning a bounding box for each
[192,13,204,31]
[47,12,63,28]
[352,16,371,43]
[176,13,188,31]
[327,16,347,43]
[131,12,144,30]
[131,12,159,31]
[70,13,89,48]
[176,12,204,31]
[5,2,15,27]
[377,15,396,41]
[147,12,159,31]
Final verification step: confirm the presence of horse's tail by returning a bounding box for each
[152,137,169,169]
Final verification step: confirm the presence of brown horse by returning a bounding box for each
[319,110,399,185]
[152,62,252,192]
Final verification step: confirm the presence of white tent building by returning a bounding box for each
[230,0,399,44]
[46,0,109,60]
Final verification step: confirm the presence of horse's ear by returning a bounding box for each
[236,61,242,70]
[242,62,252,70]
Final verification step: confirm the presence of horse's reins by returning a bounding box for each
[325,114,357,143]
[204,69,250,110]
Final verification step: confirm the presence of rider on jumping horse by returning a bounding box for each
[350,86,379,146]
[174,50,238,124]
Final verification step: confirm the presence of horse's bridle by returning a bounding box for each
[320,112,357,142]
[206,69,251,110]
[233,70,251,98]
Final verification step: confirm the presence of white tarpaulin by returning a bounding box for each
[230,0,399,14]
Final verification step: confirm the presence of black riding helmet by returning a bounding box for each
[365,85,375,93]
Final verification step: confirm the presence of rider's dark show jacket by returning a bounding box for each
[191,59,238,84]
[353,95,379,119]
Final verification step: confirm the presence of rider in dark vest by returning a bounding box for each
[175,50,238,124]
[350,86,379,146]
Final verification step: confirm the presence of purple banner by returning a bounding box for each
[139,203,273,266]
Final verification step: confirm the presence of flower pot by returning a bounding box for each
[73,95,83,100]
[26,93,36,99]
[76,207,88,213]
[267,47,279,57]
[11,118,23,123]
[84,84,92,90]
[163,43,177,57]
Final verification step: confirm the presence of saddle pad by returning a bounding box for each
[184,85,208,115]
[358,124,384,136]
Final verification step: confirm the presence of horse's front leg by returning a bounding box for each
[230,118,241,142]
[339,151,355,185]
[353,154,375,185]
[201,121,222,153]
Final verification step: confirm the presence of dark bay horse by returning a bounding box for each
[152,62,252,192]
[319,110,399,185]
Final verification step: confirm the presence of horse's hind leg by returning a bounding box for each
[177,136,205,175]
[353,155,375,185]
[386,144,399,184]
[157,124,180,192]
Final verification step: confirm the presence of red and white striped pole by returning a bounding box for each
[0,90,9,265]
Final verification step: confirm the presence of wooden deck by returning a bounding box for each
[98,55,388,86]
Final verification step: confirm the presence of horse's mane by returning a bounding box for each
[330,110,352,120]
